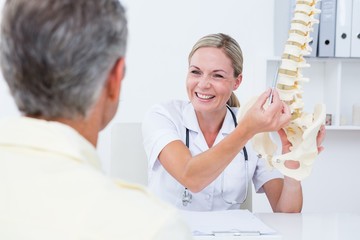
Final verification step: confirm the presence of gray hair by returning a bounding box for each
[0,0,128,118]
[188,33,243,107]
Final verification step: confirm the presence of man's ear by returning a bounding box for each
[106,58,125,102]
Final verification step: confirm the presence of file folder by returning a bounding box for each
[335,0,353,57]
[318,0,337,57]
[180,209,279,237]
[351,0,360,57]
[309,0,321,57]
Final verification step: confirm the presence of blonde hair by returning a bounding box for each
[188,33,243,107]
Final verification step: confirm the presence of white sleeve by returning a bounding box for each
[142,104,182,171]
[253,157,283,193]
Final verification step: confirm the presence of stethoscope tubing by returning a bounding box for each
[182,105,249,206]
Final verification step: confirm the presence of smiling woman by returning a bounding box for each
[187,49,238,121]
[140,33,325,213]
[187,33,243,110]
[187,47,240,115]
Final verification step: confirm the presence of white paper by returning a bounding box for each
[180,209,278,236]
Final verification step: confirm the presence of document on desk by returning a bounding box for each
[180,209,278,237]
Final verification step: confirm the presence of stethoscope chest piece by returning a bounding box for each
[182,188,192,206]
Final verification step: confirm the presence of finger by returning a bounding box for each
[271,89,280,101]
[270,89,282,105]
[318,146,324,154]
[279,105,291,127]
[317,125,326,144]
[255,89,272,108]
[277,128,286,137]
[282,102,291,115]
[277,128,292,151]
[265,90,283,113]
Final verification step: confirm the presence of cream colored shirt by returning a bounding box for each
[0,117,193,240]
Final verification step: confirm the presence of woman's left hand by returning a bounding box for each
[278,124,326,154]
[315,124,326,153]
[277,124,326,169]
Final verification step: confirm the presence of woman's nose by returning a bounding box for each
[198,75,211,88]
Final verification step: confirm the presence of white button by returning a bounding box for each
[205,194,211,200]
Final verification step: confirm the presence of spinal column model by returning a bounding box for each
[240,0,326,180]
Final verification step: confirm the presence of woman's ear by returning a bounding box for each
[106,58,125,102]
[233,74,242,90]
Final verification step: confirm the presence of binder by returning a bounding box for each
[318,0,337,57]
[309,0,322,57]
[335,0,353,57]
[351,0,360,57]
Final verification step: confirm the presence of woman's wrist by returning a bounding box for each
[284,175,301,188]
[236,118,257,141]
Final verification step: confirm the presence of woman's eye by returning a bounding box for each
[191,70,201,75]
[213,74,224,79]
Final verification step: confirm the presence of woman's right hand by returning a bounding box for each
[240,89,291,136]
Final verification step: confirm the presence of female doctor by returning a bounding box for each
[142,33,325,212]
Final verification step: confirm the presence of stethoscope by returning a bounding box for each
[182,105,249,207]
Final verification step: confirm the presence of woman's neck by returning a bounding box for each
[196,108,227,147]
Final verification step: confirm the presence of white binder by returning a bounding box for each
[335,0,353,57]
[318,0,337,57]
[351,0,360,57]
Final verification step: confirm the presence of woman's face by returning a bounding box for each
[186,47,241,114]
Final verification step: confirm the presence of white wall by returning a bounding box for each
[0,0,274,206]
[0,0,275,211]
[2,0,359,214]
[101,0,275,176]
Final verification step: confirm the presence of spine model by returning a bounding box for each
[239,0,326,180]
[274,0,325,180]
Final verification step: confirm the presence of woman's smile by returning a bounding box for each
[196,92,215,100]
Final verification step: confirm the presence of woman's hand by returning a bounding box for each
[316,124,326,153]
[278,124,326,169]
[278,124,326,154]
[241,89,291,136]
[277,128,298,169]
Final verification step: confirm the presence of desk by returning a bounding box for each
[256,212,360,240]
[193,213,360,240]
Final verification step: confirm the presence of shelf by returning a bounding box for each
[269,0,360,132]
[266,58,360,131]
[305,57,360,63]
[267,56,360,63]
[326,126,360,131]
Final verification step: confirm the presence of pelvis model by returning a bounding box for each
[238,0,325,180]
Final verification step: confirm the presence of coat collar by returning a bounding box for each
[182,103,237,151]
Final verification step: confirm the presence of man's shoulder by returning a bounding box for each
[84,176,192,238]
[74,169,176,216]
[112,179,174,211]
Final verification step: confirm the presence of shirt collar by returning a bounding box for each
[182,102,200,133]
[0,116,101,170]
[182,103,237,135]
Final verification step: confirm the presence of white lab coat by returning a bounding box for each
[142,100,283,211]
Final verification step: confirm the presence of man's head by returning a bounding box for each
[0,0,128,121]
